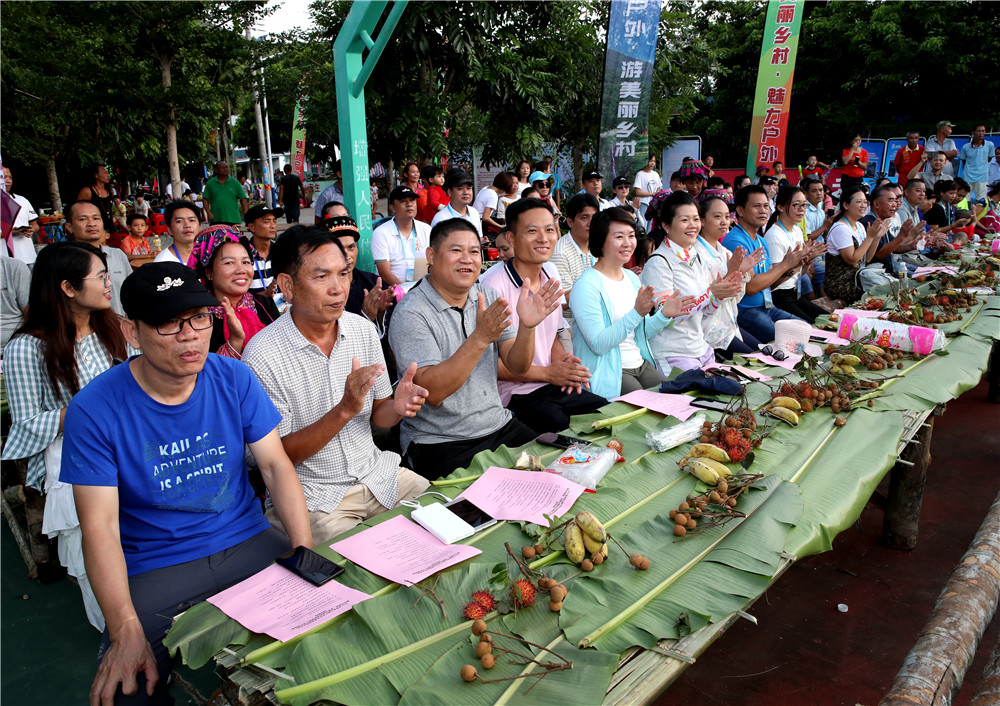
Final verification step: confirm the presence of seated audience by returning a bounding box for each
[372,186,432,287]
[120,215,154,261]
[481,198,606,434]
[243,225,431,544]
[325,215,395,336]
[3,242,127,631]
[431,169,483,241]
[153,199,201,267]
[824,186,890,305]
[416,164,448,224]
[641,192,744,371]
[190,225,279,358]
[727,186,815,342]
[64,200,131,317]
[243,204,282,296]
[62,261,311,704]
[0,249,31,349]
[389,218,562,479]
[763,186,829,323]
[570,208,695,399]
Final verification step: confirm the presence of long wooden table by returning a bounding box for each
[167,291,999,706]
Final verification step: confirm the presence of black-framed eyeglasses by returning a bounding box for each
[155,312,214,336]
[760,345,787,361]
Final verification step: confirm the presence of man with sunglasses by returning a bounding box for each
[61,261,312,705]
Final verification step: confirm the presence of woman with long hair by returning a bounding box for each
[763,186,828,322]
[190,225,279,359]
[824,186,889,304]
[514,160,532,196]
[2,242,127,631]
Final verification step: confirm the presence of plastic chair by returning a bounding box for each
[149,212,169,236]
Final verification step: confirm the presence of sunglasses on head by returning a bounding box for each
[760,345,787,361]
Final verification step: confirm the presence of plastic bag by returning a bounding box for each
[544,444,618,491]
[645,413,708,453]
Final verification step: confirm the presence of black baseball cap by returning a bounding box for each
[612,176,630,188]
[444,168,474,190]
[244,204,284,224]
[389,185,419,203]
[583,170,604,181]
[121,262,219,326]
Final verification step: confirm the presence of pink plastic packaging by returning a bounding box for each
[837,314,945,354]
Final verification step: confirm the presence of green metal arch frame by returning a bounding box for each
[333,0,408,273]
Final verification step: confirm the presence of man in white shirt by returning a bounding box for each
[133,192,150,217]
[2,166,39,266]
[989,146,1000,187]
[632,155,662,208]
[430,169,483,241]
[372,186,431,287]
[153,200,201,266]
[64,201,132,316]
[924,120,958,176]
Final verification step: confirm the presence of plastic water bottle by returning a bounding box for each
[895,258,907,282]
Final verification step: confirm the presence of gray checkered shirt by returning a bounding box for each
[243,311,399,513]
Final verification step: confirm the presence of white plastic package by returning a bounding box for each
[544,444,619,491]
[645,413,708,453]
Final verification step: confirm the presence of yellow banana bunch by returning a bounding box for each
[575,510,607,543]
[985,257,1000,268]
[863,344,885,356]
[582,532,608,558]
[766,406,800,426]
[686,458,722,485]
[770,396,802,412]
[829,353,860,367]
[678,443,731,468]
[564,522,586,564]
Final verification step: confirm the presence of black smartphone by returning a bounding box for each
[276,546,345,586]
[443,498,497,531]
[536,432,587,449]
[690,398,732,412]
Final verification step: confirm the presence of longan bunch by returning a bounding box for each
[668,482,737,537]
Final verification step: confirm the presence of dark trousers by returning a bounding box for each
[284,202,300,223]
[716,328,761,360]
[507,384,607,435]
[405,418,537,481]
[772,288,827,324]
[98,528,290,705]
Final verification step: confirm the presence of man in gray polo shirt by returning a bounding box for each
[389,218,563,479]
[243,224,431,544]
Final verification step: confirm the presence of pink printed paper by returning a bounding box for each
[613,389,699,421]
[207,563,371,643]
[912,265,958,277]
[458,466,585,526]
[330,515,481,585]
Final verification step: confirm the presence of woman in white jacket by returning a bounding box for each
[640,192,745,371]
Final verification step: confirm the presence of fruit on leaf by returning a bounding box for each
[461,665,478,682]
[510,578,536,607]
[464,602,486,621]
[564,522,586,564]
[471,590,495,611]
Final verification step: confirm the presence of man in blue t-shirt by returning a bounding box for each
[61,262,311,705]
[726,185,819,343]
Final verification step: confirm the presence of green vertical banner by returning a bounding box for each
[290,91,308,178]
[597,0,660,185]
[746,1,805,176]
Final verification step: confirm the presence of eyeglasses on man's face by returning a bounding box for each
[155,312,214,336]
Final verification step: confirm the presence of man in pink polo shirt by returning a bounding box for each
[480,198,607,433]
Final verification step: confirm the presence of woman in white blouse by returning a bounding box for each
[640,192,744,371]
[824,185,889,305]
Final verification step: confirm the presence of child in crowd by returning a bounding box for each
[669,171,684,192]
[802,155,828,182]
[120,214,154,261]
[416,165,448,223]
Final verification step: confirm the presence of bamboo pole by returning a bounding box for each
[880,490,1000,706]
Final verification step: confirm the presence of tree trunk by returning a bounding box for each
[572,140,585,194]
[883,418,933,549]
[880,489,1000,705]
[45,157,63,214]
[160,54,181,199]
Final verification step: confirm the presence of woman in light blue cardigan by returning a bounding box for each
[569,208,696,400]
